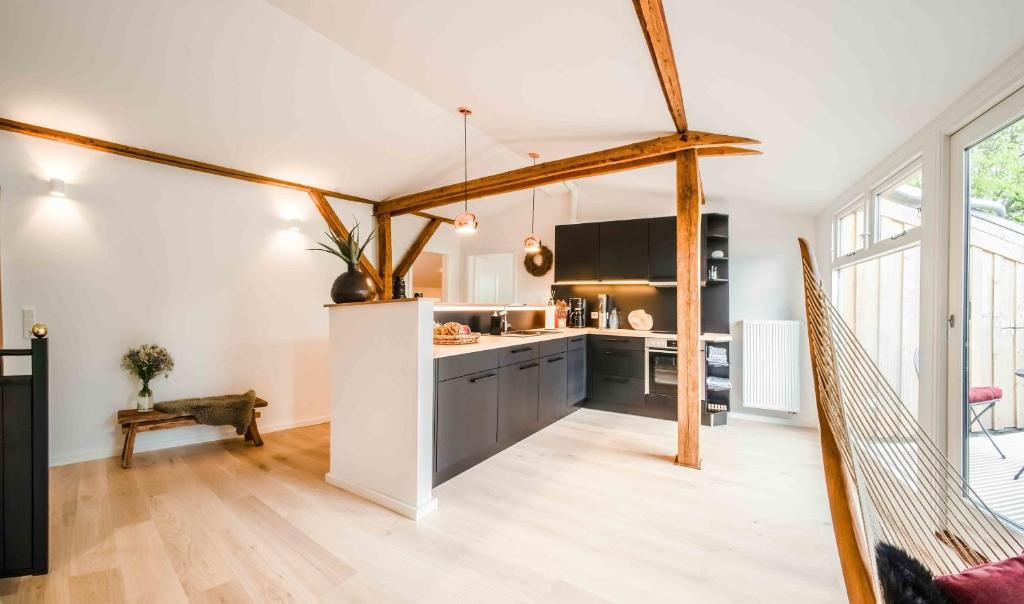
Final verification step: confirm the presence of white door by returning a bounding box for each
[948,85,1024,527]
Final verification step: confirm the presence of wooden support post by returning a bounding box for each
[377,213,393,300]
[676,149,701,469]
[308,190,384,292]
[396,218,442,278]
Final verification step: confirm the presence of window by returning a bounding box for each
[836,198,867,257]
[875,166,923,241]
[831,158,923,416]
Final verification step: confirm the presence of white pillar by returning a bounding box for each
[324,299,437,519]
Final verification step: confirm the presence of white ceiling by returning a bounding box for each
[2,0,1023,215]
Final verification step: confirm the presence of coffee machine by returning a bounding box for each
[568,298,587,328]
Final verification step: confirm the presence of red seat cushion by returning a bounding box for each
[934,554,1024,603]
[968,386,1003,404]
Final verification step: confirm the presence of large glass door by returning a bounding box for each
[949,86,1024,527]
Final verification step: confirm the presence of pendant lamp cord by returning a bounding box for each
[530,156,537,233]
[463,112,468,212]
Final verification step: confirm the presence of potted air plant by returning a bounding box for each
[309,220,378,303]
[121,344,174,412]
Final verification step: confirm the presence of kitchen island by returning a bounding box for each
[325,298,728,520]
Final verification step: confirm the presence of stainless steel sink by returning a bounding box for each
[502,329,562,337]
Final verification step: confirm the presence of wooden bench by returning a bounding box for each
[116,397,267,468]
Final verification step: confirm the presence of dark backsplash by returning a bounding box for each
[551,284,676,331]
[433,310,547,332]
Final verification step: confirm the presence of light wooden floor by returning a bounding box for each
[0,409,847,603]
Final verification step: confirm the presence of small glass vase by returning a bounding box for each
[137,387,154,413]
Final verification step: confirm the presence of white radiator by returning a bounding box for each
[742,320,800,413]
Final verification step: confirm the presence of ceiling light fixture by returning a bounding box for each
[287,219,301,232]
[49,178,66,197]
[523,152,541,253]
[453,107,478,234]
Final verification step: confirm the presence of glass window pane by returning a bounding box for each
[876,168,923,239]
[837,201,867,256]
[834,245,920,416]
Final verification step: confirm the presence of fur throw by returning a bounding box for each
[875,542,952,604]
[155,390,256,435]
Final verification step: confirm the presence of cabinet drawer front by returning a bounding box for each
[589,335,644,351]
[539,338,567,357]
[567,348,587,404]
[590,374,645,406]
[592,348,644,378]
[498,362,540,444]
[566,334,588,351]
[437,350,499,382]
[539,354,568,424]
[498,343,539,367]
[435,371,499,473]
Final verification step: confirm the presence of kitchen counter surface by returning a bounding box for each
[433,327,732,358]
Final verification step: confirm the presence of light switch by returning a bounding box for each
[22,307,35,340]
[590,311,598,319]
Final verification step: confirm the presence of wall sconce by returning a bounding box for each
[49,178,67,197]
[286,219,301,232]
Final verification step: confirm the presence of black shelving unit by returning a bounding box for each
[700,213,730,426]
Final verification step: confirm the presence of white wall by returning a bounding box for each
[570,184,820,426]
[0,131,457,465]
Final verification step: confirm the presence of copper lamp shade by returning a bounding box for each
[454,211,478,233]
[523,234,541,253]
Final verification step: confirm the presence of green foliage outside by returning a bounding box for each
[970,118,1024,223]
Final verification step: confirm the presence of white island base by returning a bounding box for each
[325,298,437,520]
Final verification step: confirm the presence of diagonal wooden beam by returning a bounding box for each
[0,116,453,224]
[377,213,393,299]
[308,190,384,292]
[395,218,442,278]
[376,132,758,216]
[633,0,687,132]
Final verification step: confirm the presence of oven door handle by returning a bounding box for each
[647,348,678,355]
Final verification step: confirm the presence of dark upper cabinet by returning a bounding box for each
[648,216,676,282]
[554,223,600,281]
[599,219,649,280]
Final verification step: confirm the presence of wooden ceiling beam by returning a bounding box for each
[633,0,687,132]
[308,190,385,292]
[395,218,442,278]
[0,117,452,224]
[376,132,759,216]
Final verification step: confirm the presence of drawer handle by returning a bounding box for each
[469,373,497,383]
[510,347,533,354]
[603,377,629,384]
[519,362,539,370]
[602,338,629,342]
[570,337,584,342]
[547,356,564,363]
[604,351,628,357]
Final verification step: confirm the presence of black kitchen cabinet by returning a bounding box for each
[589,337,645,407]
[648,216,676,282]
[591,374,645,406]
[593,348,644,378]
[554,223,600,281]
[434,370,499,479]
[599,219,649,280]
[567,342,587,405]
[498,360,540,444]
[539,354,568,425]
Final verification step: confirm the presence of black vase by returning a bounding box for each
[331,263,377,304]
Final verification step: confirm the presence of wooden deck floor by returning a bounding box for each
[0,409,846,603]
[970,429,1024,528]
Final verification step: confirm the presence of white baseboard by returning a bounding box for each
[728,411,813,428]
[324,472,438,520]
[48,414,331,467]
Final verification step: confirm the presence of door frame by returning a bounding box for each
[946,85,1024,474]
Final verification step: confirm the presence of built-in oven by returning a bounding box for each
[645,336,678,400]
